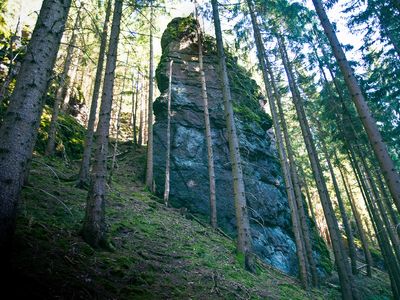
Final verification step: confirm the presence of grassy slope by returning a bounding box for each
[9,144,391,299]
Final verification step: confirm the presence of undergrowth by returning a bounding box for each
[8,144,391,299]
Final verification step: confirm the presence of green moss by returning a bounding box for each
[312,229,333,274]
[236,251,246,268]
[35,106,85,159]
[160,16,196,50]
[12,143,386,299]
[156,16,273,132]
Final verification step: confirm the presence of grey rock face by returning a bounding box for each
[153,17,298,274]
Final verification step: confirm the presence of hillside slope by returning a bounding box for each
[7,144,390,299]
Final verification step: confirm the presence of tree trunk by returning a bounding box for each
[45,7,81,156]
[316,125,358,275]
[138,109,143,146]
[61,51,81,112]
[0,0,72,255]
[298,165,318,226]
[211,0,253,269]
[81,0,122,248]
[359,151,400,264]
[0,62,21,105]
[108,67,126,185]
[195,5,217,229]
[247,1,312,286]
[145,1,154,191]
[277,34,357,299]
[353,153,400,296]
[263,50,318,287]
[77,0,112,188]
[338,157,373,277]
[312,0,400,213]
[348,144,400,295]
[132,72,140,147]
[370,162,400,236]
[163,60,173,206]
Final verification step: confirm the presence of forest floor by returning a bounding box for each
[7,144,392,299]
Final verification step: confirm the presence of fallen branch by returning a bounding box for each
[216,228,233,241]
[326,282,340,290]
[32,159,60,183]
[25,186,73,216]
[357,263,368,270]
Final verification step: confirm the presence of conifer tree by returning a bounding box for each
[277,34,358,299]
[195,3,217,228]
[82,0,123,248]
[45,7,81,156]
[145,0,155,191]
[246,0,310,287]
[312,0,400,212]
[0,0,72,254]
[77,0,112,188]
[211,0,253,269]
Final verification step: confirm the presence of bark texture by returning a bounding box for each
[77,0,112,187]
[246,0,309,287]
[45,7,80,156]
[145,2,155,191]
[0,0,72,254]
[81,0,122,248]
[278,35,357,299]
[312,0,400,213]
[195,6,217,229]
[211,0,253,264]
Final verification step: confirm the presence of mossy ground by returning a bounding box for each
[8,144,391,299]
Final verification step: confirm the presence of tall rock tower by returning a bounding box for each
[152,16,328,275]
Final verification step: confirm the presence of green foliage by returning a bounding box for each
[35,106,85,159]
[312,226,333,274]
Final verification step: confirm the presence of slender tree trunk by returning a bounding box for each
[0,0,72,255]
[277,34,357,299]
[338,157,373,277]
[138,110,143,146]
[163,60,173,206]
[298,165,318,226]
[247,3,312,286]
[145,1,154,191]
[211,0,253,269]
[109,53,129,184]
[81,0,122,248]
[132,72,140,147]
[316,127,358,275]
[355,155,400,296]
[359,152,400,264]
[108,71,126,184]
[312,0,400,212]
[45,7,81,156]
[262,47,318,286]
[144,79,149,145]
[348,145,400,295]
[61,51,81,112]
[195,5,217,229]
[77,0,112,188]
[0,62,20,105]
[370,162,400,236]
